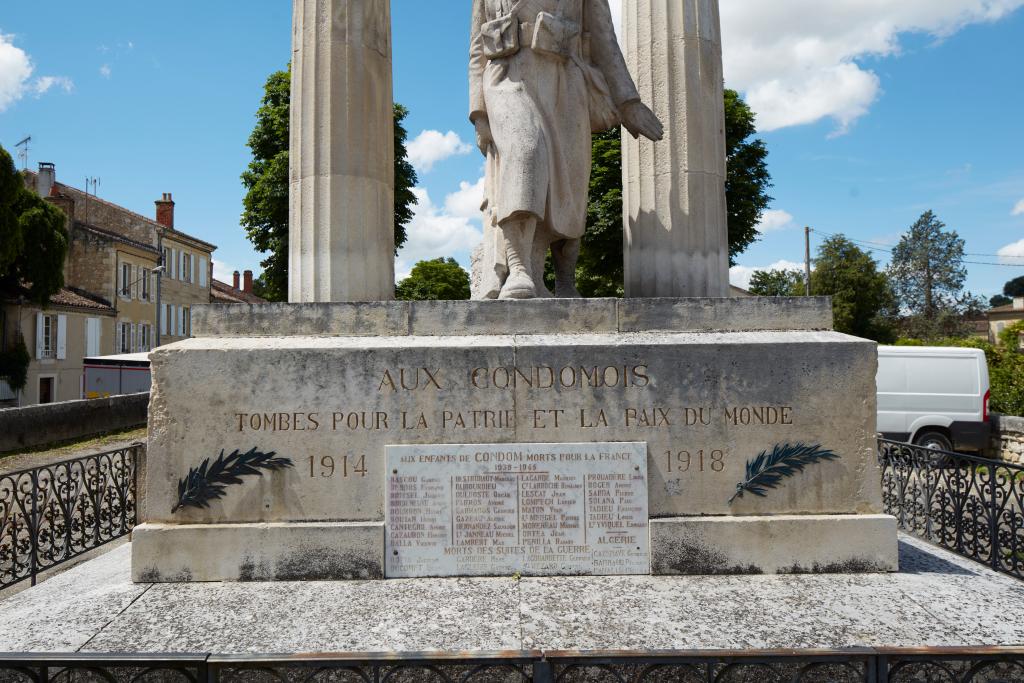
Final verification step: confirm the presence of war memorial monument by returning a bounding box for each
[130,0,898,582]
[8,1,1024,674]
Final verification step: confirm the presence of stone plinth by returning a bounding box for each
[133,298,896,581]
[289,0,395,302]
[622,0,730,298]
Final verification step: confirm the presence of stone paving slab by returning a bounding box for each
[0,535,1021,655]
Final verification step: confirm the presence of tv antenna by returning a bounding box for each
[15,136,31,170]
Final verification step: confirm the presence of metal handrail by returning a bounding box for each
[1,647,1024,682]
[879,438,1024,580]
[0,443,142,590]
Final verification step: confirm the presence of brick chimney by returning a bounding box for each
[233,271,241,290]
[155,193,175,229]
[243,270,254,294]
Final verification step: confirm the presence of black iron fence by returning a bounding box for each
[879,438,1024,580]
[0,444,140,591]
[1,649,1024,682]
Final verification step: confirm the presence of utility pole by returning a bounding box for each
[804,226,812,297]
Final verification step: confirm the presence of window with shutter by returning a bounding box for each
[56,315,67,360]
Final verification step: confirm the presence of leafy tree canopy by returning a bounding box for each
[748,269,805,297]
[888,210,967,319]
[241,68,418,302]
[811,236,897,343]
[1004,276,1024,298]
[991,294,1013,308]
[395,258,470,301]
[575,89,772,295]
[0,145,69,306]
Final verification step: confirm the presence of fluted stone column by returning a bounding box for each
[289,0,395,302]
[622,0,730,298]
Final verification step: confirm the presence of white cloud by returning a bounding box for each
[720,0,1024,134]
[998,239,1024,265]
[730,259,806,290]
[0,33,73,111]
[99,64,112,79]
[407,130,473,172]
[0,33,33,112]
[1012,199,1024,216]
[757,209,796,233]
[443,176,485,220]
[31,75,73,96]
[609,1,1024,135]
[396,185,483,281]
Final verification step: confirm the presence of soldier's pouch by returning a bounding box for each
[481,15,520,59]
[532,11,580,61]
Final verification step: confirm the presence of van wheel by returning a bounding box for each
[914,430,953,453]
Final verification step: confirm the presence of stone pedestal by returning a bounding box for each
[289,0,395,303]
[132,298,897,582]
[621,0,730,298]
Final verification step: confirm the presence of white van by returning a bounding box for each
[877,346,991,452]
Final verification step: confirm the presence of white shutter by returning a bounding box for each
[86,318,100,357]
[35,313,44,359]
[160,305,167,336]
[178,251,184,281]
[198,257,208,288]
[130,324,136,353]
[191,255,197,285]
[56,315,67,360]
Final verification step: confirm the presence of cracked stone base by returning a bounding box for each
[651,514,899,575]
[131,522,384,582]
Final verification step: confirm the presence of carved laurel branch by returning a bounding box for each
[172,448,293,514]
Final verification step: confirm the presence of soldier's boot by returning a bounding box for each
[552,239,582,298]
[499,217,538,300]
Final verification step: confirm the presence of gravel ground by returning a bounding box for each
[0,427,147,474]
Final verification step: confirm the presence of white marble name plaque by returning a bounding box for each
[385,442,650,578]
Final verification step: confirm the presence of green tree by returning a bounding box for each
[395,258,470,301]
[811,236,897,343]
[724,89,773,261]
[1004,276,1024,298]
[241,68,418,302]
[576,90,772,295]
[888,211,967,319]
[991,294,1013,308]
[0,145,69,306]
[748,269,805,297]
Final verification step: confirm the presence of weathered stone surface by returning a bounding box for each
[617,297,833,333]
[622,0,730,298]
[131,522,384,582]
[289,0,395,302]
[385,443,649,578]
[2,536,1023,654]
[192,298,834,338]
[650,514,899,575]
[144,330,879,529]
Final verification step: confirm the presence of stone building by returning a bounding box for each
[0,163,217,406]
[211,270,268,305]
[989,297,1024,346]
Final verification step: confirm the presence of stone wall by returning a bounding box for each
[0,393,148,453]
[991,413,1024,464]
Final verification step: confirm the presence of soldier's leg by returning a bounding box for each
[552,238,582,298]
[499,213,538,300]
[531,228,554,298]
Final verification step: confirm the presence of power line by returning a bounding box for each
[810,229,1024,267]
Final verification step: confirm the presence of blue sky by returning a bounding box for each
[2,1,1023,297]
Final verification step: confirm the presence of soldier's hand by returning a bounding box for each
[474,116,494,155]
[621,101,664,142]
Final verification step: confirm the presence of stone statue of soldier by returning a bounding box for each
[470,0,664,300]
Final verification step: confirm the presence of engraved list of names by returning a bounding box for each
[385,443,650,578]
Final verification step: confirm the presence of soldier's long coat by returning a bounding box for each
[469,0,640,297]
